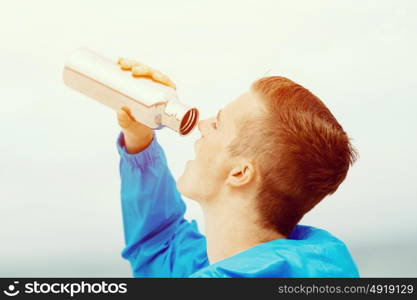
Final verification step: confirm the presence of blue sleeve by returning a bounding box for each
[116,131,209,277]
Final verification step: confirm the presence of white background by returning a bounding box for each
[0,0,416,277]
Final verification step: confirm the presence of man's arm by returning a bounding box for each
[117,131,209,277]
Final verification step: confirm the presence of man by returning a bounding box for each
[115,62,359,277]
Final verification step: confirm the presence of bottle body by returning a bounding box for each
[63,48,198,135]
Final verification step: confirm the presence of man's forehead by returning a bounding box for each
[224,91,259,115]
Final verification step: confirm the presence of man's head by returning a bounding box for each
[177,76,357,236]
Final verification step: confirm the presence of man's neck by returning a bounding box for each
[201,193,286,265]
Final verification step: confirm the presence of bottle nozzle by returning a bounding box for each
[162,100,199,136]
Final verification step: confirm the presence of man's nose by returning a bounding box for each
[198,119,208,135]
[198,120,204,133]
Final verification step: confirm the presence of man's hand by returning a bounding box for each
[116,58,176,154]
[117,106,153,154]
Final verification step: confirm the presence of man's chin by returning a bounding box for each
[177,172,197,199]
[176,172,188,195]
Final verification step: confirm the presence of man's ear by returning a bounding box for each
[225,160,255,187]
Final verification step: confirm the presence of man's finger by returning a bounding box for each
[117,110,132,128]
[118,58,141,70]
[117,108,129,121]
[118,58,133,70]
[152,71,168,84]
[151,71,177,89]
[132,65,152,77]
[120,106,137,122]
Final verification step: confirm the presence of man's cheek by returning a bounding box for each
[198,150,213,167]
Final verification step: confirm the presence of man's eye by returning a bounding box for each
[211,121,218,129]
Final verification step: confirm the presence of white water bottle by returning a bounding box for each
[63,48,199,136]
